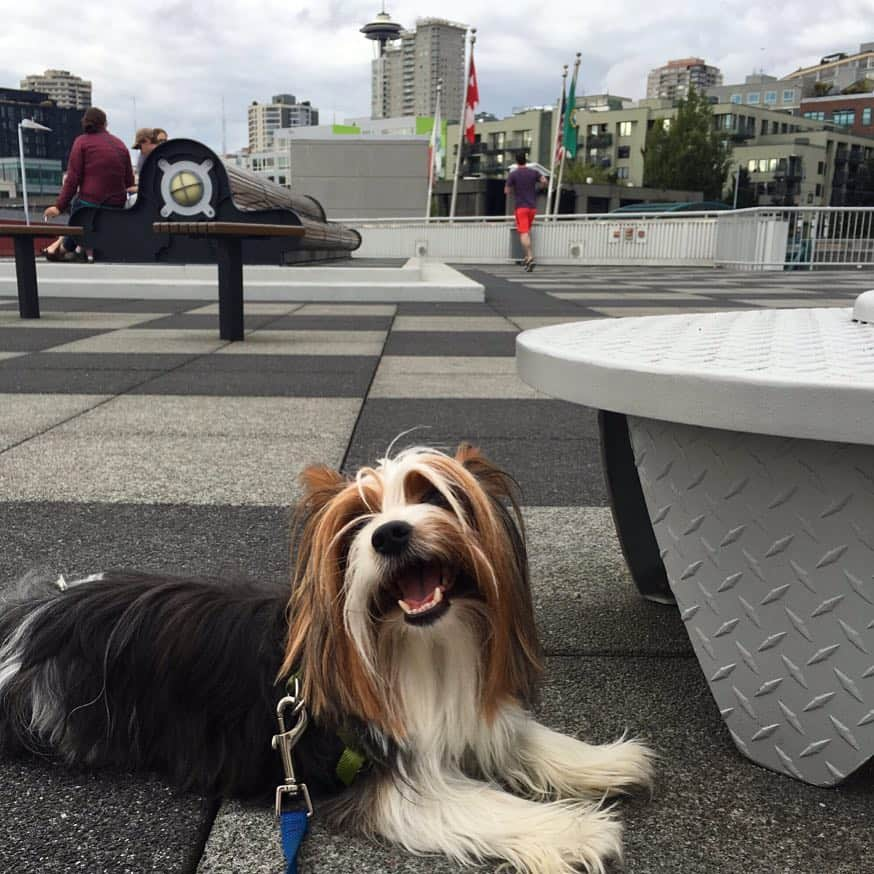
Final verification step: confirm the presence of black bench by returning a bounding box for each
[153,221,305,341]
[0,223,84,319]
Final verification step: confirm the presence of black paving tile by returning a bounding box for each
[383,331,518,356]
[131,366,375,397]
[0,368,162,394]
[264,315,394,331]
[181,354,379,374]
[135,313,277,330]
[38,298,205,313]
[0,501,292,874]
[345,399,606,505]
[0,327,110,352]
[0,352,198,371]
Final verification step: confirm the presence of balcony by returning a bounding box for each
[586,133,613,149]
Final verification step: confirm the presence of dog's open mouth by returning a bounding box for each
[395,561,454,625]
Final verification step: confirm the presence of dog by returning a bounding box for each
[0,444,652,873]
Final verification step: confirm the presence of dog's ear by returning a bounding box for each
[299,464,347,512]
[455,442,518,504]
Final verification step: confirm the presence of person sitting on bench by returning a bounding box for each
[42,107,134,262]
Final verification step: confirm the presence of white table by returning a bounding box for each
[516,294,874,787]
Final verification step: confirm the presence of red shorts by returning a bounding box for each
[514,207,537,234]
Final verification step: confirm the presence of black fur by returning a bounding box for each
[0,571,379,799]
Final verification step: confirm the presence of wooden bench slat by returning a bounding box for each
[0,224,84,237]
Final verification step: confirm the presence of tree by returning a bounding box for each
[642,87,732,200]
[561,159,616,185]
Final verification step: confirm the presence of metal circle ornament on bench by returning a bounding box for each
[158,157,215,218]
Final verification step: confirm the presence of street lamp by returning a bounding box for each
[18,118,52,225]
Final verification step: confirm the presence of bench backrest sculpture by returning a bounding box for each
[70,138,360,264]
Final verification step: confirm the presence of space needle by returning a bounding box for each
[360,4,402,56]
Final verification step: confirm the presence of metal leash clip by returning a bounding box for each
[272,675,313,820]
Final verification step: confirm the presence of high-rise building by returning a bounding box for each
[20,69,92,110]
[369,17,467,121]
[247,94,319,151]
[0,87,82,164]
[646,58,722,101]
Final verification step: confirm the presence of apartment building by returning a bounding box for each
[19,69,91,110]
[444,107,554,179]
[646,58,722,101]
[800,92,874,137]
[783,43,874,94]
[371,18,466,121]
[573,100,874,206]
[247,94,319,152]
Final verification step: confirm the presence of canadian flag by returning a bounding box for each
[463,52,478,144]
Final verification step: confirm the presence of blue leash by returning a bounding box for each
[273,679,313,874]
[280,806,310,874]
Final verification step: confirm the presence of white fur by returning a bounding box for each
[368,604,650,873]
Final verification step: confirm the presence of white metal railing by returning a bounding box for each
[341,207,874,271]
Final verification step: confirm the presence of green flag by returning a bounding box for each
[562,60,579,160]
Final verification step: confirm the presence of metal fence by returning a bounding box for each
[342,207,874,271]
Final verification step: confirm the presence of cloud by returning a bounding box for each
[2,0,872,153]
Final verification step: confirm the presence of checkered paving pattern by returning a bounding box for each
[0,265,871,874]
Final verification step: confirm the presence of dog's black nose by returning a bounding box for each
[372,521,413,555]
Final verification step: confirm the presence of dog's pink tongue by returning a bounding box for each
[398,563,442,608]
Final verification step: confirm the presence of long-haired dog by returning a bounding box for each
[0,444,652,873]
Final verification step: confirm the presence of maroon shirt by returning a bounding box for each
[56,130,134,212]
[505,166,543,209]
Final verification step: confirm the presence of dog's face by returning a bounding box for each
[283,444,542,736]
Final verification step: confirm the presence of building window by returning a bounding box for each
[617,145,631,158]
[817,161,825,174]
[769,158,778,171]
[863,107,872,125]
[616,166,629,179]
[833,109,855,126]
[783,89,796,102]
[747,92,760,104]
[764,91,777,104]
[730,93,742,104]
[758,158,769,172]
[662,118,671,131]
[618,120,633,136]
[761,119,768,135]
[589,124,599,135]
[815,183,822,196]
[748,158,757,173]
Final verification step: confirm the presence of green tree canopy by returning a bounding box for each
[643,87,732,200]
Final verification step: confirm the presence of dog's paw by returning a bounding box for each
[597,736,655,796]
[511,802,623,874]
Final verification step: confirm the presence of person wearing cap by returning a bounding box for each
[131,127,166,179]
[43,107,134,261]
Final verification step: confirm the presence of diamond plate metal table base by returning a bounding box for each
[625,415,874,786]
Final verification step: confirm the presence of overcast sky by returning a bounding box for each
[3,1,873,153]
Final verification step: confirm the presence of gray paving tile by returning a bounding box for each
[392,315,516,332]
[0,311,168,329]
[369,356,542,398]
[0,393,108,450]
[45,329,227,355]
[0,427,357,506]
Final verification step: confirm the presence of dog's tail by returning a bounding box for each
[0,570,288,796]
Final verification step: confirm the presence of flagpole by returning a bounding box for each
[426,79,442,221]
[545,64,567,220]
[554,53,581,220]
[450,27,475,221]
